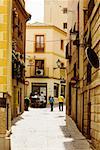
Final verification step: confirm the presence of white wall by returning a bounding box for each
[44,0,68,32]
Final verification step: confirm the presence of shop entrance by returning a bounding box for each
[31,83,47,103]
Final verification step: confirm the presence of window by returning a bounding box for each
[63,23,67,29]
[54,83,59,97]
[35,60,44,75]
[35,35,44,52]
[63,8,67,13]
[61,40,64,50]
[87,63,92,84]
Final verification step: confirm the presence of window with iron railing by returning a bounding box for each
[35,35,45,52]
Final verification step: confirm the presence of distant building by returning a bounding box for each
[66,0,100,149]
[44,0,68,32]
[25,23,67,103]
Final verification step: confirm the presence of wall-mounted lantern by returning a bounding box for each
[54,59,66,70]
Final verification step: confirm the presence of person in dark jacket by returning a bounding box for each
[24,97,30,111]
[49,96,54,111]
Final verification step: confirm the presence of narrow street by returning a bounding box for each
[10,106,91,150]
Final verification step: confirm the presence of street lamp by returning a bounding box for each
[56,59,61,68]
[53,59,66,70]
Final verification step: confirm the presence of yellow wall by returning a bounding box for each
[0,0,12,95]
[0,0,12,135]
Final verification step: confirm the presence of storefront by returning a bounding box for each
[31,83,47,103]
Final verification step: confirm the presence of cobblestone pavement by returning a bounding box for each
[10,106,92,150]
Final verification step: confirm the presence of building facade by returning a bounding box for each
[0,0,12,136]
[12,0,30,119]
[44,0,68,32]
[0,0,30,136]
[66,0,100,149]
[25,23,67,103]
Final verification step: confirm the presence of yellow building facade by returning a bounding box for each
[0,0,30,137]
[66,0,100,149]
[25,24,67,103]
[0,0,12,136]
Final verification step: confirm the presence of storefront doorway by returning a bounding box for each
[31,83,47,103]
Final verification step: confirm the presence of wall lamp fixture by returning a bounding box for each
[53,59,66,70]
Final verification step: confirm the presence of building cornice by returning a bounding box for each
[14,0,31,21]
[26,24,67,36]
[26,51,66,59]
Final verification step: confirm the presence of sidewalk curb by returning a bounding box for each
[66,115,93,150]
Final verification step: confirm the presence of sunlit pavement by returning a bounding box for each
[10,105,91,150]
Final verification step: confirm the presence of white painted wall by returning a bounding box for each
[44,0,68,32]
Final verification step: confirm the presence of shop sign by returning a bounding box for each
[0,98,6,108]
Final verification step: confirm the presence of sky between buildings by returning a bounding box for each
[25,0,44,23]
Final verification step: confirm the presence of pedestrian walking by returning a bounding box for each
[49,96,54,111]
[24,97,30,111]
[58,95,64,111]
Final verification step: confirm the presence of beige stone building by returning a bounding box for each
[25,23,67,103]
[44,0,68,32]
[66,0,100,149]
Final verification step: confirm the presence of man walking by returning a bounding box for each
[49,96,54,111]
[58,95,64,111]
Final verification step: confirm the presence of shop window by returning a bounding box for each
[35,35,45,52]
[54,83,59,97]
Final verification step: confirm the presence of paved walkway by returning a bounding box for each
[10,106,92,150]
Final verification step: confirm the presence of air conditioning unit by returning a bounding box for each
[36,69,44,76]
